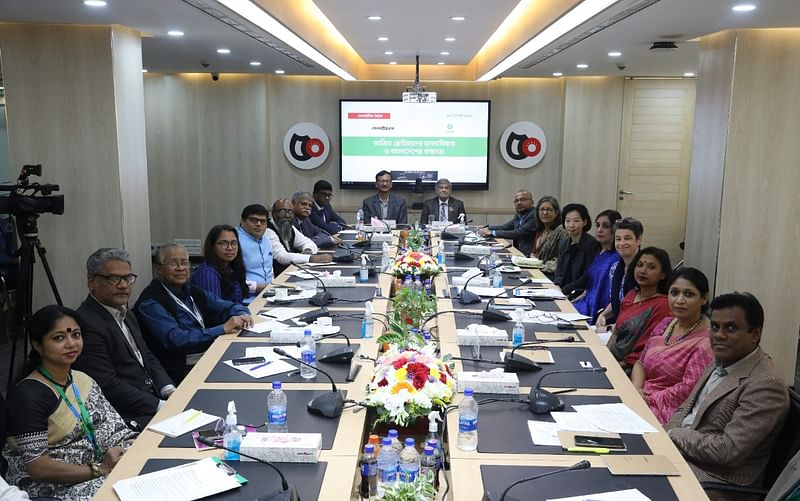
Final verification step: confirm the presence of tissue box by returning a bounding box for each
[371,233,393,243]
[240,432,322,463]
[457,325,509,346]
[452,276,490,287]
[457,371,520,394]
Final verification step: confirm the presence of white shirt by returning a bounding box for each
[266,226,318,265]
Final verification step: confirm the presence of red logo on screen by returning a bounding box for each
[348,112,391,119]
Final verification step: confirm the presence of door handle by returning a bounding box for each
[619,190,634,195]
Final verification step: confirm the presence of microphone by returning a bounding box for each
[297,307,329,324]
[452,238,475,262]
[450,356,505,367]
[332,238,358,263]
[529,367,608,414]
[457,270,485,305]
[441,219,473,241]
[196,436,299,501]
[273,347,345,418]
[293,262,332,306]
[505,339,575,373]
[482,460,591,501]
[481,280,535,322]
[296,332,354,364]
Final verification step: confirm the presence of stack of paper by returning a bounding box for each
[113,457,243,501]
[550,403,657,435]
[147,409,219,438]
[547,489,652,501]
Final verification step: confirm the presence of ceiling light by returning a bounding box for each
[451,16,466,21]
[377,36,389,41]
[553,72,563,76]
[141,69,148,73]
[83,0,107,6]
[444,37,456,42]
[214,0,355,80]
[367,16,382,21]
[275,69,285,74]
[217,48,231,54]
[440,51,450,56]
[732,4,756,11]
[437,62,446,65]
[167,30,184,37]
[576,63,588,69]
[384,51,393,55]
[607,51,622,57]
[683,72,696,77]
[250,61,262,66]
[478,0,620,81]
[389,61,397,65]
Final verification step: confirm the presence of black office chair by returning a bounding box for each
[701,389,800,499]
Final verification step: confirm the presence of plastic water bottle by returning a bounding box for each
[360,255,369,283]
[267,381,288,433]
[423,331,432,343]
[360,444,378,500]
[300,328,317,379]
[437,245,445,265]
[381,242,391,271]
[222,401,241,460]
[413,274,423,293]
[377,437,398,492]
[420,445,438,490]
[488,248,499,275]
[512,308,525,347]
[403,275,413,290]
[423,278,432,295]
[398,438,420,483]
[361,302,374,339]
[387,429,403,454]
[426,439,443,473]
[356,208,366,240]
[457,388,479,451]
[492,266,504,288]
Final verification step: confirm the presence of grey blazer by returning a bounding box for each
[362,193,408,225]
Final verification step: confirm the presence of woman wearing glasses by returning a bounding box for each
[3,306,136,500]
[191,225,248,304]
[530,196,567,276]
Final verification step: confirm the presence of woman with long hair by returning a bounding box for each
[571,209,622,323]
[191,224,248,304]
[530,195,567,276]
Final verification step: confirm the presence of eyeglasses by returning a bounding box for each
[95,273,137,286]
[160,260,191,269]
[215,240,238,249]
[276,208,294,216]
[513,197,532,204]
[246,216,268,225]
[538,207,555,213]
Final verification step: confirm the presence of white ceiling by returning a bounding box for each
[0,0,799,79]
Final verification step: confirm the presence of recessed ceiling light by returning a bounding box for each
[216,48,231,54]
[437,61,446,65]
[576,63,588,69]
[377,36,389,42]
[732,4,756,11]
[367,16,382,21]
[451,16,466,21]
[440,51,450,56]
[384,51,393,55]
[607,51,622,57]
[83,0,107,6]
[274,69,285,74]
[683,72,696,77]
[141,69,148,73]
[167,30,184,37]
[250,61,262,66]
[444,37,456,42]
[389,61,397,65]
[553,72,563,76]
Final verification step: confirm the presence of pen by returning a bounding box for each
[183,409,202,424]
[249,361,273,371]
[566,446,610,454]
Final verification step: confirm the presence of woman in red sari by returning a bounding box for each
[631,267,713,424]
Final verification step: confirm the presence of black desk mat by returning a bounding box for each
[480,465,677,501]
[474,393,650,455]
[456,346,611,389]
[453,317,583,341]
[285,268,380,285]
[261,286,378,307]
[140,458,328,501]
[240,314,366,339]
[158,389,345,449]
[206,342,356,383]
[449,288,562,312]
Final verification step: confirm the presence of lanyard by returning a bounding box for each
[37,367,102,460]
[161,282,205,327]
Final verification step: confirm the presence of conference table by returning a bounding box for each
[94,232,708,501]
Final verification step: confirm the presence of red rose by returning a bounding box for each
[439,373,447,384]
[392,359,407,370]
[378,378,388,387]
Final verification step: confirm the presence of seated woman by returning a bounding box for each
[607,247,672,372]
[554,203,600,298]
[191,224,248,304]
[572,210,621,323]
[529,195,567,276]
[596,217,644,331]
[3,305,136,500]
[632,268,713,424]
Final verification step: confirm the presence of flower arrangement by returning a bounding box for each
[365,346,455,427]
[405,225,427,251]
[390,251,441,280]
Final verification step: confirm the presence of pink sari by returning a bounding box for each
[639,317,713,424]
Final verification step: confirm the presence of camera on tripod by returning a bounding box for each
[0,164,64,219]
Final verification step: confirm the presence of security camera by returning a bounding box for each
[616,63,627,71]
[211,72,219,81]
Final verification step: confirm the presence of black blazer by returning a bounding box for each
[553,233,600,296]
[419,197,467,224]
[362,194,408,225]
[309,203,346,234]
[73,295,173,426]
[488,208,537,256]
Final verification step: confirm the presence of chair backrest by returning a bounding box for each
[765,389,800,486]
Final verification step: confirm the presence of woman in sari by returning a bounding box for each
[572,210,621,323]
[607,247,672,372]
[529,195,567,276]
[3,305,137,500]
[632,268,713,424]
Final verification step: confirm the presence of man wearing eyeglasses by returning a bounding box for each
[476,190,537,256]
[293,191,342,249]
[135,244,252,383]
[73,248,175,429]
[310,180,347,234]
[236,204,274,303]
[267,198,333,277]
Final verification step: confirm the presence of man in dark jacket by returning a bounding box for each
[362,170,408,225]
[310,179,348,234]
[420,178,467,225]
[477,190,537,255]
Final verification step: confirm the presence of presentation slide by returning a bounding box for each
[340,100,490,189]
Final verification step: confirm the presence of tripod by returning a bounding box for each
[6,212,62,394]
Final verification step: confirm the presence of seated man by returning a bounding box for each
[292,191,342,249]
[310,179,348,234]
[477,190,537,256]
[73,248,175,429]
[666,292,789,499]
[134,244,252,383]
[420,178,466,224]
[362,170,407,225]
[267,198,333,277]
[236,203,273,303]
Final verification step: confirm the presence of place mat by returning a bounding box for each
[158,389,345,449]
[474,393,650,455]
[239,314,366,339]
[206,342,355,383]
[449,288,561,312]
[479,464,677,501]
[284,268,380,285]
[452,317,584,342]
[140,459,327,501]
[456,346,610,389]
[264,286,379,307]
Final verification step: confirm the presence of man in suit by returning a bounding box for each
[666,292,789,500]
[419,178,466,225]
[292,191,342,249]
[476,189,537,255]
[310,179,347,234]
[362,170,407,225]
[73,248,175,429]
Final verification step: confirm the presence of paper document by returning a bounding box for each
[222,359,296,379]
[529,288,567,299]
[258,307,312,322]
[113,457,242,501]
[556,312,591,322]
[286,270,322,279]
[463,286,507,297]
[266,289,317,302]
[521,310,561,324]
[246,320,287,334]
[246,345,303,360]
[527,421,562,446]
[549,412,605,433]
[147,409,220,438]
[571,403,658,434]
[547,488,652,501]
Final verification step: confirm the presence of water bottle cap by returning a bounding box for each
[382,437,392,446]
[405,438,415,447]
[426,439,438,448]
[388,429,399,438]
[304,328,312,336]
[364,444,375,454]
[424,446,434,455]
[464,388,474,397]
[272,381,282,389]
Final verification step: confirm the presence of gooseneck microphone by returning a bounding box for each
[482,460,591,501]
[196,436,299,501]
[458,271,485,305]
[529,367,608,414]
[295,332,354,364]
[273,347,345,418]
[504,339,574,373]
[481,279,536,322]
[293,262,332,306]
[440,219,473,241]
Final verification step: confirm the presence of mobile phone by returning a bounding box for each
[197,429,223,441]
[232,356,266,366]
[573,435,625,449]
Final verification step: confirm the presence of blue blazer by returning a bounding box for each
[362,193,408,225]
[309,203,347,234]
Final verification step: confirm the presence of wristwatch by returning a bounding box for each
[90,462,104,478]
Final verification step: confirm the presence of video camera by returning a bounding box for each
[0,164,64,218]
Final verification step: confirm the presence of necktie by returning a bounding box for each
[440,202,447,222]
